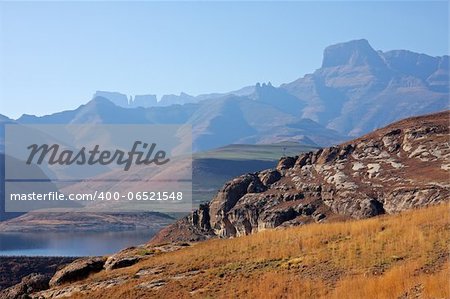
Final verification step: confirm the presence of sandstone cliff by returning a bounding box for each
[150,111,449,244]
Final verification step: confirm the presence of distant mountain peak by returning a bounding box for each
[93,91,128,107]
[87,96,116,107]
[322,39,385,68]
[256,82,273,88]
[255,82,275,93]
[159,92,196,106]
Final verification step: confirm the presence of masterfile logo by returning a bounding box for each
[4,124,192,213]
[26,141,170,171]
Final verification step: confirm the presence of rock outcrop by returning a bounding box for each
[104,247,142,271]
[31,243,191,298]
[49,257,107,287]
[150,111,450,244]
[0,273,50,299]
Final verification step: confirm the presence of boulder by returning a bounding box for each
[49,257,106,287]
[258,169,281,186]
[276,156,297,171]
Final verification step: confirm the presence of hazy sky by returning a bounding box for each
[0,1,448,119]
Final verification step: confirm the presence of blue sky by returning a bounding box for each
[0,1,448,119]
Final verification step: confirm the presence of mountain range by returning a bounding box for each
[8,39,448,151]
[0,39,449,299]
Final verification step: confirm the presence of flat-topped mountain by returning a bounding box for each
[321,38,386,68]
[150,111,450,244]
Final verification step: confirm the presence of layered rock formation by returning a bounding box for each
[281,39,449,137]
[150,111,450,244]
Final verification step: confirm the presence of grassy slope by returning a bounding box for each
[194,143,319,161]
[69,203,449,299]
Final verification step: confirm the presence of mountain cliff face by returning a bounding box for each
[281,39,449,137]
[150,111,450,244]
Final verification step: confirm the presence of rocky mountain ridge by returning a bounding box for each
[150,111,450,244]
[282,39,448,136]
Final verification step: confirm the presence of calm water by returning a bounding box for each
[0,230,157,256]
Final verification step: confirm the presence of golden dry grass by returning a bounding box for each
[68,203,449,299]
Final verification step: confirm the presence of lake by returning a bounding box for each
[0,230,157,256]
